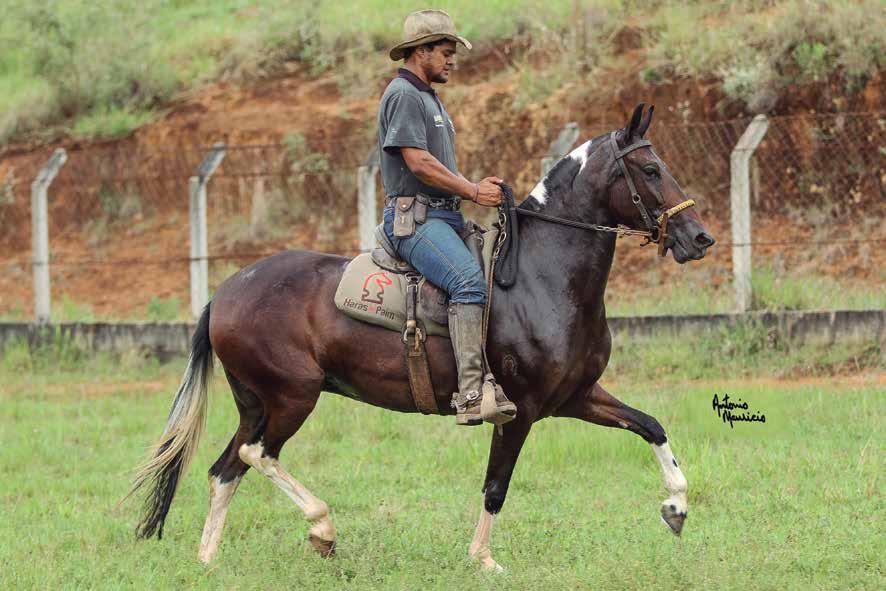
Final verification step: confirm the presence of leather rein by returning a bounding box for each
[515,132,696,256]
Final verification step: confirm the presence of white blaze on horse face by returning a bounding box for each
[238,441,337,552]
[652,441,688,513]
[198,475,242,564]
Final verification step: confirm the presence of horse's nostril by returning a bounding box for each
[695,232,715,248]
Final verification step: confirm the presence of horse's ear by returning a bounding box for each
[637,105,654,138]
[624,103,645,141]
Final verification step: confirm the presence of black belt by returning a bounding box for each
[386,194,461,211]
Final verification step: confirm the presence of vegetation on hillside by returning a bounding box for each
[1,0,882,145]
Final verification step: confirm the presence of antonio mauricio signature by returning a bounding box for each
[712,393,766,428]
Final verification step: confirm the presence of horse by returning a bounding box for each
[127,103,715,571]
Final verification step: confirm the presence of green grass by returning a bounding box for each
[606,265,885,316]
[0,338,883,589]
[1,0,882,143]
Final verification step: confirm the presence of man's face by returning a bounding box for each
[419,41,457,84]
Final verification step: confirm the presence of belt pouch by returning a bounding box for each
[413,200,428,224]
[393,196,416,237]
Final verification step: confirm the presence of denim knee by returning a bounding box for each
[450,263,487,305]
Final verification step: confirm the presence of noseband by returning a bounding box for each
[515,132,696,256]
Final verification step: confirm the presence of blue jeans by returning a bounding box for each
[383,206,486,305]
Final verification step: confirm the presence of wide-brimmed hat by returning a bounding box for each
[389,9,472,61]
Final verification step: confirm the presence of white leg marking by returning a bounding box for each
[239,441,336,553]
[653,441,689,521]
[469,501,504,573]
[198,475,241,564]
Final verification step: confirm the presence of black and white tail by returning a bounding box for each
[125,303,214,539]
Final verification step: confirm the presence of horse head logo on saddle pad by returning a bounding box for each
[361,272,393,305]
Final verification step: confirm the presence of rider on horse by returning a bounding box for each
[379,9,515,426]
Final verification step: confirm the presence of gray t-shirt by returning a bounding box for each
[377,70,458,200]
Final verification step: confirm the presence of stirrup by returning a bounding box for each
[479,374,517,426]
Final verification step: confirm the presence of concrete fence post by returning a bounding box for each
[357,145,380,252]
[189,143,226,319]
[730,115,769,312]
[540,122,580,178]
[31,148,67,323]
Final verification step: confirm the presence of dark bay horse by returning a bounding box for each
[128,104,714,570]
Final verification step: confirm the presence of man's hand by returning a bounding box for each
[474,177,504,207]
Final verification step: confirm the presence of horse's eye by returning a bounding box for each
[644,167,660,178]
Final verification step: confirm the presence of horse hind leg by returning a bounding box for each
[237,379,336,557]
[198,371,266,564]
[554,382,688,535]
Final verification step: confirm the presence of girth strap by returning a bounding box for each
[403,274,439,415]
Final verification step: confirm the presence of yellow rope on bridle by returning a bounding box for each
[656,199,695,225]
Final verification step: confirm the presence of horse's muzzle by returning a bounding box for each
[668,224,715,264]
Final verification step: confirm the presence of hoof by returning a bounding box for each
[308,533,336,557]
[660,502,687,536]
[478,557,505,573]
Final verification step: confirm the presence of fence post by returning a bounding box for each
[730,115,769,312]
[189,143,226,319]
[31,148,67,324]
[357,145,380,252]
[540,122,580,177]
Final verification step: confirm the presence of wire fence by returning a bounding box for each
[0,111,883,319]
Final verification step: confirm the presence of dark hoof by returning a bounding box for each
[660,503,687,536]
[308,533,336,557]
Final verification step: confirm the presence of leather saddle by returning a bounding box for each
[333,221,495,338]
[370,222,488,326]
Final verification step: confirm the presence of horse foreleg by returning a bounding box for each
[554,382,688,535]
[471,414,535,572]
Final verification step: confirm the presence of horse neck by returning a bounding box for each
[517,187,617,313]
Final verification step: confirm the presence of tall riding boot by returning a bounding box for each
[449,303,516,426]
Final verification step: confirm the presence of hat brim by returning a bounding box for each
[389,34,472,61]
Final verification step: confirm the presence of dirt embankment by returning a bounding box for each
[0,42,882,319]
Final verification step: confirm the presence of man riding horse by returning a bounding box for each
[379,9,516,426]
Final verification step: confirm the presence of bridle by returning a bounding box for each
[515,132,696,256]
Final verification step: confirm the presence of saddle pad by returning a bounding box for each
[334,253,450,337]
[334,225,500,338]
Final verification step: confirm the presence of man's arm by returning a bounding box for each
[401,147,503,207]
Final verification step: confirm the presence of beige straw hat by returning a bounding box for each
[389,9,472,61]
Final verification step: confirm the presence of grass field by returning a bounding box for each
[0,343,883,590]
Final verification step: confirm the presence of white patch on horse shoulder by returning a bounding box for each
[529,181,547,205]
[569,140,593,171]
[530,139,592,208]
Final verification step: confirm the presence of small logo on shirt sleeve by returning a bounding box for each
[433,114,445,127]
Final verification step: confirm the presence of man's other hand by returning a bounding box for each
[475,177,504,207]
